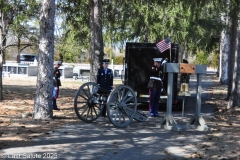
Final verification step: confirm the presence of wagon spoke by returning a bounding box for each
[92,104,99,115]
[125,96,134,103]
[76,100,87,104]
[78,92,88,100]
[121,90,130,101]
[79,104,89,116]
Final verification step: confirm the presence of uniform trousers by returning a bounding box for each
[149,88,161,117]
[53,99,57,109]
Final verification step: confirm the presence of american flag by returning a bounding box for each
[156,37,171,53]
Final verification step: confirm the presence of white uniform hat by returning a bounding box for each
[54,61,61,64]
[153,58,162,62]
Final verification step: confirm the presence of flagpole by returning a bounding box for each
[170,47,172,62]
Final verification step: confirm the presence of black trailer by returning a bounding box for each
[123,42,182,106]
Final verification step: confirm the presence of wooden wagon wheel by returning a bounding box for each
[106,85,137,128]
[74,82,103,123]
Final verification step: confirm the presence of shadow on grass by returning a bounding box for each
[3,85,78,100]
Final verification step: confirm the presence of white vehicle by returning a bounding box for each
[17,54,38,62]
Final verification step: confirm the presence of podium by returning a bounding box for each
[158,63,210,131]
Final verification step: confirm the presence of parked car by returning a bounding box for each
[17,54,38,62]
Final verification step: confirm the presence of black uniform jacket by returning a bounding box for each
[148,65,162,91]
[97,68,113,91]
[54,68,61,87]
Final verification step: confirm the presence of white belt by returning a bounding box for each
[150,77,161,81]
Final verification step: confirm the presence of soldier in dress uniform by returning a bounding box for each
[54,61,61,90]
[53,61,61,110]
[97,59,113,117]
[147,58,163,117]
[52,80,59,110]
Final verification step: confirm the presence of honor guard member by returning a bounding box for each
[54,61,61,90]
[52,80,59,110]
[97,59,113,117]
[53,61,61,110]
[147,58,163,117]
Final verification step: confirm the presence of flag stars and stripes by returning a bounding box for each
[156,37,171,53]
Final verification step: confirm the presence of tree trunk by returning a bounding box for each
[0,53,2,101]
[0,10,8,101]
[228,20,240,109]
[17,37,21,63]
[219,5,229,84]
[227,5,238,100]
[0,25,3,101]
[33,0,55,119]
[0,31,7,101]
[89,0,104,82]
[219,29,229,84]
[227,0,240,108]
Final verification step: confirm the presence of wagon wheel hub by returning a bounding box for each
[87,98,95,107]
[119,101,126,110]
